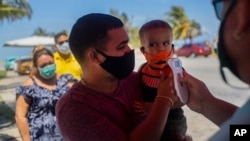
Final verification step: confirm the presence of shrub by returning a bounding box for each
[0,96,15,124]
[0,70,7,79]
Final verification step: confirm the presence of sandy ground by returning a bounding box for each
[1,49,250,141]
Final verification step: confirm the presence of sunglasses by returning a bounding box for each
[212,0,237,21]
[57,40,68,45]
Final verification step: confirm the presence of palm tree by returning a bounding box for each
[32,27,57,37]
[109,9,132,30]
[186,20,201,43]
[32,27,47,36]
[109,9,140,48]
[165,6,201,43]
[0,0,32,22]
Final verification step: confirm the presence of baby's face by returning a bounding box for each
[142,27,173,54]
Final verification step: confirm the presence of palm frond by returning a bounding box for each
[0,0,32,22]
[165,6,202,41]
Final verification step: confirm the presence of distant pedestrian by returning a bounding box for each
[53,31,82,80]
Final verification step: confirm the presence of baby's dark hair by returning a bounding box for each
[32,47,54,67]
[139,20,172,43]
[69,13,124,64]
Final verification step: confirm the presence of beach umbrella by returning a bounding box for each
[3,36,55,47]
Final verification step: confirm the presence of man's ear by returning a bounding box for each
[140,46,145,54]
[88,49,100,63]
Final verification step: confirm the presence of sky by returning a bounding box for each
[0,0,220,60]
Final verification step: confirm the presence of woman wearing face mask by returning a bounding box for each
[15,47,76,141]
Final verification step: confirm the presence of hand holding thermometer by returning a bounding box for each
[167,58,188,103]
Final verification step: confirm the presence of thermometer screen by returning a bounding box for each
[174,60,181,69]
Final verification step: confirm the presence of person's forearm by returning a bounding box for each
[130,98,172,141]
[15,117,31,141]
[201,96,238,126]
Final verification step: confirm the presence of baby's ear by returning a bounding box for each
[171,44,175,52]
[172,44,174,49]
[140,46,145,53]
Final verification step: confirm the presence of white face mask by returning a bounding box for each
[57,42,70,55]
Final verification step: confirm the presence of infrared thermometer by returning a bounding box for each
[167,58,188,103]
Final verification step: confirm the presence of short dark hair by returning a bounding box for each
[139,20,172,43]
[69,13,124,63]
[54,31,68,43]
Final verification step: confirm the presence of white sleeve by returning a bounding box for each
[208,99,250,141]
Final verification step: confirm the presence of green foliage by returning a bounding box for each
[0,0,32,22]
[0,99,15,122]
[165,6,202,42]
[32,27,60,37]
[108,7,202,47]
[0,72,14,122]
[109,9,140,48]
[110,9,130,25]
[0,70,7,79]
[128,27,140,48]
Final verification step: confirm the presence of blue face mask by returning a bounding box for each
[39,64,56,79]
[57,42,70,55]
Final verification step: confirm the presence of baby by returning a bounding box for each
[137,19,191,141]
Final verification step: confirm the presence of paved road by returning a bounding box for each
[1,52,250,141]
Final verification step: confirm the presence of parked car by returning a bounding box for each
[4,56,18,70]
[14,56,33,75]
[175,43,212,57]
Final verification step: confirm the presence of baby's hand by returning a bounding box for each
[133,101,148,116]
[177,134,193,141]
[172,99,185,109]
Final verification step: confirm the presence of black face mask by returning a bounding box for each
[96,49,135,80]
[217,0,240,83]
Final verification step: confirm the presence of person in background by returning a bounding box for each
[180,0,250,140]
[54,31,82,80]
[29,45,46,77]
[15,47,76,141]
[56,13,191,141]
[137,19,191,141]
